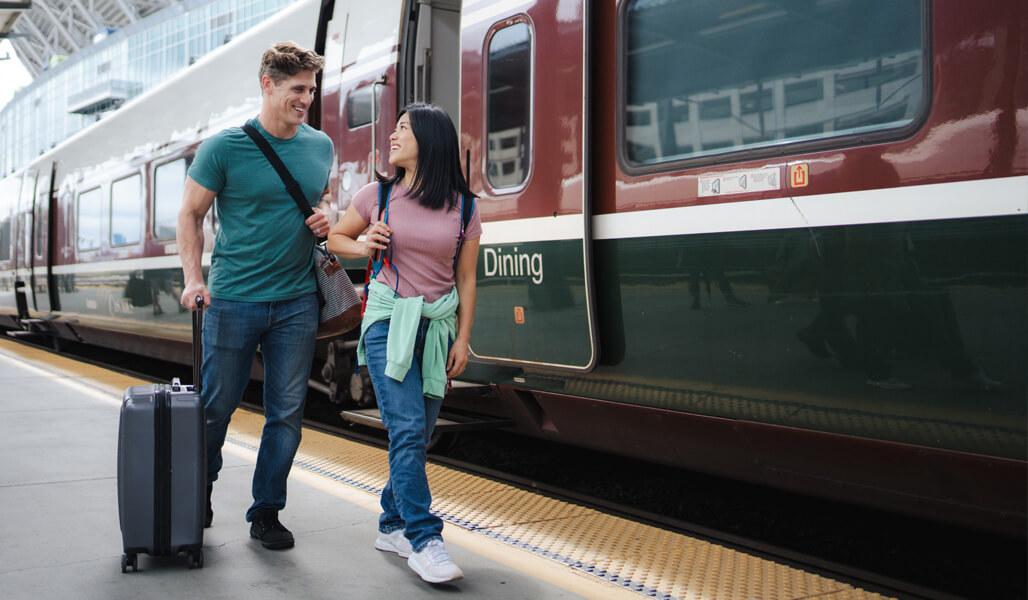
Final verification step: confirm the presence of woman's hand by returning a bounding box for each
[446,337,470,378]
[363,221,392,257]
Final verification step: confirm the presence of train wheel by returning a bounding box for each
[349,366,376,408]
[322,341,354,405]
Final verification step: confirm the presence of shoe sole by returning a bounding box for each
[374,538,411,558]
[407,556,463,584]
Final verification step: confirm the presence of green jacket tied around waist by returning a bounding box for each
[357,280,459,400]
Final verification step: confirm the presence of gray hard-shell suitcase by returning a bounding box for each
[117,301,206,572]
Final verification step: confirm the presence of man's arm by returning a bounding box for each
[177,176,216,309]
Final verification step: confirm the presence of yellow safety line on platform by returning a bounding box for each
[0,338,890,600]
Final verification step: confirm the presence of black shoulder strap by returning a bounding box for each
[377,181,393,220]
[241,123,313,219]
[461,192,474,232]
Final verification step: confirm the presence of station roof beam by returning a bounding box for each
[5,0,173,75]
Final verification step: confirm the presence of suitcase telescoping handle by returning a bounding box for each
[192,296,204,394]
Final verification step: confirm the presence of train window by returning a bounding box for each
[0,177,14,262]
[34,205,43,257]
[0,218,9,262]
[347,86,374,129]
[76,187,103,251]
[622,0,927,167]
[486,21,532,190]
[110,173,142,246]
[153,159,187,240]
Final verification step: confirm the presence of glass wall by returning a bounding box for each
[0,0,291,177]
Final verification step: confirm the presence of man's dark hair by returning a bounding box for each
[379,103,474,211]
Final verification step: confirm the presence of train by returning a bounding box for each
[1,0,1025,534]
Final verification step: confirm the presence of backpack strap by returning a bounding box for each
[377,180,391,221]
[362,181,395,312]
[461,192,474,233]
[453,192,476,271]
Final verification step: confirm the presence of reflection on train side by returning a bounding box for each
[595,214,1026,460]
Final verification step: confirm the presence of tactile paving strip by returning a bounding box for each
[225,409,889,600]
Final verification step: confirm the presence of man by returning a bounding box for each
[177,41,332,550]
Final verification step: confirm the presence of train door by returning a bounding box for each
[0,176,18,323]
[461,0,597,370]
[30,166,53,314]
[14,170,37,317]
[400,1,461,118]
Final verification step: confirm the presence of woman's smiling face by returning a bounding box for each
[388,113,419,171]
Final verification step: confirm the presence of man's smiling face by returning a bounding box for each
[262,70,317,129]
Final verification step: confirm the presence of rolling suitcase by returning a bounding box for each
[117,299,206,572]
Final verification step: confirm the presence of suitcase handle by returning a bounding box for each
[192,296,204,394]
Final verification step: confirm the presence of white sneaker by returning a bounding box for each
[374,529,413,558]
[407,539,464,583]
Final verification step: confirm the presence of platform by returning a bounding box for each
[0,338,889,600]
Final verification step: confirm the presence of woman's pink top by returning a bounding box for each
[353,181,482,303]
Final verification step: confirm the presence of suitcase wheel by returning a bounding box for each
[188,549,204,569]
[121,553,138,573]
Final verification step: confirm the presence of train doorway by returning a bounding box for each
[321,0,598,372]
[459,0,598,371]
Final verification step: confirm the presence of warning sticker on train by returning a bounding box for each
[698,167,781,198]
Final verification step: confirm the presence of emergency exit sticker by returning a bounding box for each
[698,167,780,197]
[790,163,809,188]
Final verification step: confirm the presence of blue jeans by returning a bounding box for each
[202,292,319,522]
[363,318,445,552]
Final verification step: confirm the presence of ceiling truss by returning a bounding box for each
[5,0,174,76]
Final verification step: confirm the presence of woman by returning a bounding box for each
[327,103,480,583]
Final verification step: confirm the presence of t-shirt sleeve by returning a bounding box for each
[186,133,227,193]
[320,133,334,192]
[464,197,482,240]
[351,182,380,223]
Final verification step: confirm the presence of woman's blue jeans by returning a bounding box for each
[363,318,445,552]
[201,293,319,522]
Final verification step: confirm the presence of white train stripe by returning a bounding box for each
[596,175,1027,241]
[482,214,584,245]
[22,177,1028,277]
[593,197,804,241]
[480,176,1028,245]
[50,253,210,275]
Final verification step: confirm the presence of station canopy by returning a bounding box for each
[1,0,173,76]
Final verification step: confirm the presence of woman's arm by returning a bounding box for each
[447,238,480,378]
[326,203,390,259]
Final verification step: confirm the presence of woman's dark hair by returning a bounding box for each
[377,103,473,211]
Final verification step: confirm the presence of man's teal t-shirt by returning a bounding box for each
[187,118,333,302]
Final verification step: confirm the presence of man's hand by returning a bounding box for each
[306,207,330,238]
[181,281,211,310]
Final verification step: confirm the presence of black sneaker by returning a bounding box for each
[249,509,294,550]
[204,484,213,529]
